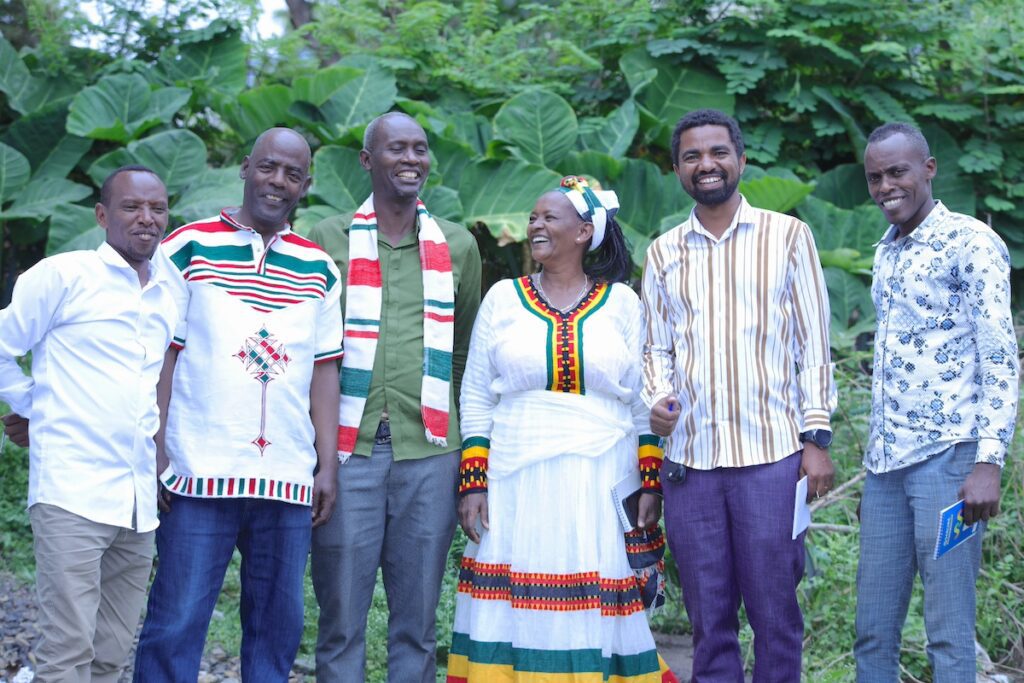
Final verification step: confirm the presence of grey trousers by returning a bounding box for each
[311,443,459,683]
[30,503,154,683]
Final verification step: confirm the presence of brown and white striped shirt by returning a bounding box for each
[640,196,836,469]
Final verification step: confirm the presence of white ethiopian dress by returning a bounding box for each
[447,276,675,683]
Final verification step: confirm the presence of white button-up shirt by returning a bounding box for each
[865,201,1018,473]
[0,243,177,531]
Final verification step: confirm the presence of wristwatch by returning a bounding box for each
[799,429,833,449]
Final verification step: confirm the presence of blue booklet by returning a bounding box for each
[933,499,978,559]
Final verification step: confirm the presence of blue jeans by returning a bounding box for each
[133,495,312,683]
[855,442,984,683]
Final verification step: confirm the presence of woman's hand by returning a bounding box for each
[637,492,662,529]
[459,492,489,543]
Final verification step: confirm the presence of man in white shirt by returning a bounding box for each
[0,165,177,683]
[855,122,1018,682]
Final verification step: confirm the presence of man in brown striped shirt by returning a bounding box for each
[641,109,837,682]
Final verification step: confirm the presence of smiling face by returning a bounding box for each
[674,124,746,207]
[864,133,936,234]
[527,192,593,268]
[95,170,168,269]
[361,115,430,202]
[237,128,311,234]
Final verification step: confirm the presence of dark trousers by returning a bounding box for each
[663,452,805,683]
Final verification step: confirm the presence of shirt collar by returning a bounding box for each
[96,241,167,285]
[220,208,292,239]
[683,194,753,241]
[875,200,947,247]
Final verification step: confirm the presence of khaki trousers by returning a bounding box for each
[30,503,154,683]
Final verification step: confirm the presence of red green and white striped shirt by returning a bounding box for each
[159,210,343,505]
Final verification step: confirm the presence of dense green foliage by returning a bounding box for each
[1,1,1023,679]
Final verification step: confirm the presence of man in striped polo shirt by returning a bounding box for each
[133,128,343,682]
[641,109,836,682]
[308,112,481,682]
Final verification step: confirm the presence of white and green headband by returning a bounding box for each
[558,175,619,252]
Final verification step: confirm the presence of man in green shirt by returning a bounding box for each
[308,112,482,682]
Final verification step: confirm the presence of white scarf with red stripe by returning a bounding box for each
[337,194,454,460]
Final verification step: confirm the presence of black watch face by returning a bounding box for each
[815,431,833,448]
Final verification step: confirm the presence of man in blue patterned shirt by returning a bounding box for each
[854,122,1019,682]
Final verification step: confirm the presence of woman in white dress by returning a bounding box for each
[447,176,677,682]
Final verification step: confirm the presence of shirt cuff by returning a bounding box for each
[801,409,831,432]
[975,439,1006,468]
[639,435,664,495]
[458,436,489,496]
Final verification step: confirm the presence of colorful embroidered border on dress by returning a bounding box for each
[512,276,611,394]
[457,558,643,616]
[638,434,664,493]
[446,632,678,682]
[459,436,490,495]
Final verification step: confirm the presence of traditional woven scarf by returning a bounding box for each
[558,175,619,251]
[337,193,454,460]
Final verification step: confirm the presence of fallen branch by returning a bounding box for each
[809,523,857,533]
[810,470,867,513]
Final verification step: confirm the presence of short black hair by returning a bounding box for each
[99,165,161,206]
[866,122,931,161]
[670,109,745,165]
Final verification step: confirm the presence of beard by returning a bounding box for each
[688,173,740,206]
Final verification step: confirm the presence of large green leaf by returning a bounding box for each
[0,35,76,114]
[823,267,875,342]
[292,66,365,107]
[293,204,340,237]
[613,158,691,237]
[447,112,492,157]
[66,74,191,143]
[88,130,207,195]
[555,151,623,187]
[35,136,92,180]
[619,50,734,149]
[421,185,464,223]
[813,163,870,209]
[317,66,398,140]
[739,175,813,213]
[493,90,578,168]
[173,167,243,224]
[46,204,100,255]
[797,195,885,257]
[158,28,247,94]
[578,99,638,159]
[812,87,866,161]
[0,142,31,205]
[458,160,560,243]
[216,85,295,142]
[430,137,475,189]
[310,145,372,213]
[920,123,975,216]
[2,177,92,220]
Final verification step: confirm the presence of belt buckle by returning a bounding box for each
[374,420,391,445]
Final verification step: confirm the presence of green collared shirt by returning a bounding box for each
[308,212,482,460]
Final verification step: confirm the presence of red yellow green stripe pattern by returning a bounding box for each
[638,435,664,494]
[512,276,611,394]
[446,632,678,682]
[459,436,490,495]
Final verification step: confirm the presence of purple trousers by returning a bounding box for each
[663,451,805,683]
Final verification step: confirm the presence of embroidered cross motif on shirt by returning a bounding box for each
[234,326,291,455]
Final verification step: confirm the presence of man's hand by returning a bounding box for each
[800,443,834,503]
[459,492,489,544]
[2,413,29,448]
[636,492,662,530]
[959,462,1001,526]
[311,469,338,528]
[650,396,680,437]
